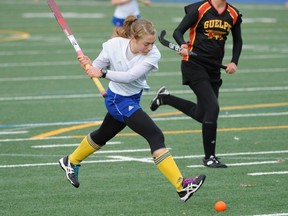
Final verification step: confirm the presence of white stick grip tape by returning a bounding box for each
[67,35,81,52]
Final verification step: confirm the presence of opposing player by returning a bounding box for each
[111,0,151,37]
[150,0,243,168]
[59,15,206,202]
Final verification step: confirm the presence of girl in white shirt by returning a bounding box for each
[58,15,206,202]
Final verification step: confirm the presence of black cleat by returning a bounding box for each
[203,156,227,168]
[150,86,169,111]
[177,175,206,202]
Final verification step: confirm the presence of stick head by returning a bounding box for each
[158,30,181,52]
[158,30,167,44]
[157,30,226,69]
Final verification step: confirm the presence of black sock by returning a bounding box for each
[202,122,217,159]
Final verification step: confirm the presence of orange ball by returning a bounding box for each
[214,201,227,212]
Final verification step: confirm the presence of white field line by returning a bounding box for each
[0,150,287,169]
[172,150,288,160]
[247,171,288,176]
[0,0,111,6]
[0,131,28,135]
[173,18,280,24]
[243,18,277,23]
[0,86,287,101]
[218,112,288,118]
[0,55,287,67]
[0,61,76,68]
[0,149,152,158]
[153,112,288,122]
[22,12,105,19]
[2,149,287,158]
[2,42,287,54]
[0,68,287,82]
[107,156,153,163]
[0,159,281,169]
[0,93,98,101]
[31,142,122,148]
[1,121,101,127]
[0,75,86,82]
[199,150,288,157]
[187,161,278,168]
[247,213,288,216]
[1,1,286,11]
[0,136,78,142]
[67,148,151,154]
[3,112,288,129]
[90,148,152,154]
[0,49,96,56]
[0,111,287,141]
[0,112,288,143]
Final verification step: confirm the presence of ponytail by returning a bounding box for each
[115,15,156,39]
[115,15,137,38]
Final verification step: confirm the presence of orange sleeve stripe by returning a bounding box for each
[198,1,211,18]
[227,5,239,25]
[183,2,211,61]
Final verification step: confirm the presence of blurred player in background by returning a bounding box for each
[59,15,206,202]
[150,0,243,168]
[111,0,151,37]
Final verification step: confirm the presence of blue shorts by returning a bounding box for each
[112,15,141,27]
[105,88,142,123]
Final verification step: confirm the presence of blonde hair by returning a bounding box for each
[115,15,156,39]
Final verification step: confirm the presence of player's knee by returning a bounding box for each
[89,130,107,147]
[205,103,219,121]
[148,131,165,153]
[194,113,204,123]
[211,104,220,117]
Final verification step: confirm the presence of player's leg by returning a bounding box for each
[124,109,206,202]
[189,80,227,168]
[59,113,126,187]
[70,112,126,164]
[209,78,222,156]
[150,60,206,122]
[125,109,183,191]
[150,86,204,123]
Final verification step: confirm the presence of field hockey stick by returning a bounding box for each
[158,30,227,70]
[47,0,107,97]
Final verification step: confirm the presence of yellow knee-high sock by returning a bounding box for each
[154,150,183,192]
[69,135,101,165]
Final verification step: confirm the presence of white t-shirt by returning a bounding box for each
[92,37,161,96]
[113,0,140,19]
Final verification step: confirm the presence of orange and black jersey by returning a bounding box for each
[173,0,242,66]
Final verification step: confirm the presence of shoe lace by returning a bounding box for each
[66,166,75,174]
[182,177,199,193]
[183,177,198,185]
[66,163,79,178]
[72,165,79,177]
[208,156,220,164]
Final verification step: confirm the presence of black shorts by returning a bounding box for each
[181,60,221,86]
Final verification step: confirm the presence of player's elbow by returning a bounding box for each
[124,76,137,83]
[172,30,178,41]
[173,29,184,45]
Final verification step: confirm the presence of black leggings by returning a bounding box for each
[89,109,165,153]
[165,79,222,124]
